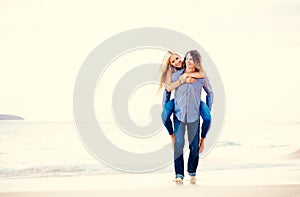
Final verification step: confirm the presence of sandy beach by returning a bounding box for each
[1,185,300,197]
[1,168,300,197]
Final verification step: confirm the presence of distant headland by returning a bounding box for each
[0,114,24,120]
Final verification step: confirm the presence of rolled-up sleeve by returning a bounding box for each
[203,78,213,111]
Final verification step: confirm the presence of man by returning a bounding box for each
[171,50,213,183]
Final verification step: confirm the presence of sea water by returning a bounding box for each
[0,120,299,180]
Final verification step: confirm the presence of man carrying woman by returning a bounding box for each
[159,50,213,183]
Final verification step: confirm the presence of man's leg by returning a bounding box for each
[187,119,200,181]
[173,115,185,181]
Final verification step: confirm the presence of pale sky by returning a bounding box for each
[0,0,299,122]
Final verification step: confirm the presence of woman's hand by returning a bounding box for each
[186,77,196,84]
[179,74,187,84]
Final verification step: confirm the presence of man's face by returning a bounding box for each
[185,53,196,71]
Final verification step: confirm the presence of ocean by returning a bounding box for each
[0,121,299,180]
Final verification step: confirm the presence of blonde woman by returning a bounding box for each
[159,51,213,153]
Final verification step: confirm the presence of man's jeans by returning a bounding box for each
[173,116,200,179]
[161,99,211,138]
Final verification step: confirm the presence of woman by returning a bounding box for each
[159,51,212,153]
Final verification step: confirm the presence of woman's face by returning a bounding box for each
[185,53,196,70]
[169,54,182,68]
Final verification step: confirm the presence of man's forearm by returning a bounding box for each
[206,92,214,111]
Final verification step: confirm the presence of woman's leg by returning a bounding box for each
[161,99,175,146]
[200,101,211,138]
[199,101,211,152]
[161,99,175,135]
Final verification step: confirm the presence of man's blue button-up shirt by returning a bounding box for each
[162,69,213,123]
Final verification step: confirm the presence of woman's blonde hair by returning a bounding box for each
[158,51,180,92]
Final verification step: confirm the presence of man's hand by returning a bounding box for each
[199,138,205,153]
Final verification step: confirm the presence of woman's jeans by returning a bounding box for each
[161,99,211,138]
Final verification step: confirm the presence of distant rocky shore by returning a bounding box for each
[0,114,24,120]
